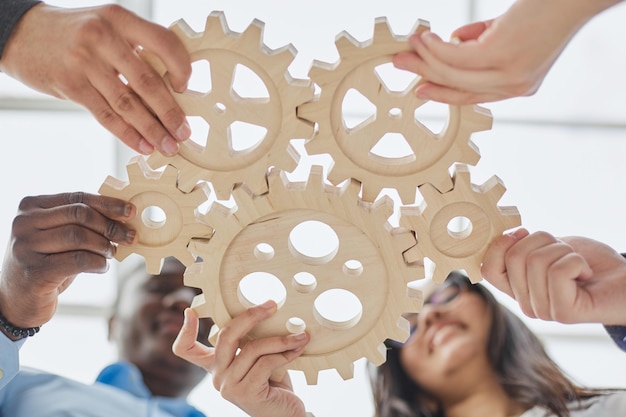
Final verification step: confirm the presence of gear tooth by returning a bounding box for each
[465,264,484,284]
[183,262,204,288]
[307,62,336,86]
[500,207,522,229]
[466,105,493,132]
[335,362,355,381]
[307,165,325,193]
[431,265,449,284]
[192,293,214,319]
[146,152,169,170]
[285,142,303,169]
[268,45,297,74]
[213,181,235,201]
[395,183,418,206]
[361,183,382,203]
[208,323,220,346]
[206,10,229,34]
[303,369,319,386]
[366,343,387,366]
[189,237,212,258]
[177,169,201,193]
[188,182,212,206]
[170,18,196,40]
[398,205,421,229]
[371,195,394,220]
[177,250,197,267]
[418,182,440,204]
[412,19,431,35]
[335,31,361,53]
[161,164,180,183]
[341,177,361,202]
[243,173,269,197]
[98,177,125,195]
[266,168,283,193]
[430,172,454,194]
[390,319,410,343]
[145,257,165,275]
[292,117,315,141]
[373,16,396,42]
[406,283,425,305]
[114,245,133,262]
[303,133,328,155]
[125,156,147,179]
[403,246,423,266]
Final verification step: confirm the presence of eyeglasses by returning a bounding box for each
[425,279,471,306]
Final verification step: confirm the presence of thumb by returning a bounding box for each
[173,308,215,371]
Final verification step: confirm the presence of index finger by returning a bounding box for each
[481,228,529,297]
[18,192,135,221]
[212,301,278,375]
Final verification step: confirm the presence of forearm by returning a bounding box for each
[0,0,42,60]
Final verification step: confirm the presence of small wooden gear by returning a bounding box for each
[99,156,213,274]
[298,17,493,204]
[184,166,423,384]
[401,164,521,283]
[142,11,315,200]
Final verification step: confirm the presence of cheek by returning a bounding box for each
[399,339,430,383]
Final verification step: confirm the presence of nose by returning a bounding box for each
[418,303,447,329]
[162,286,196,310]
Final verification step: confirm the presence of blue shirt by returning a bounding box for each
[0,334,206,417]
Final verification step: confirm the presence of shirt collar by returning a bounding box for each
[95,361,205,417]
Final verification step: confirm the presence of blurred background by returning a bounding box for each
[1,1,625,416]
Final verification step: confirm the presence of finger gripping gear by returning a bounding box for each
[185,167,423,384]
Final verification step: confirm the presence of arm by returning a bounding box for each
[173,302,310,417]
[0,0,41,57]
[481,229,626,327]
[0,3,191,156]
[393,0,625,104]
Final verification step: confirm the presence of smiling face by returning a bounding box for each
[399,278,494,395]
[109,257,213,398]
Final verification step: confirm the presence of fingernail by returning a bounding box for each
[162,136,179,156]
[123,203,134,218]
[508,228,528,240]
[138,139,154,155]
[260,300,276,310]
[415,88,429,100]
[125,230,136,244]
[176,121,191,141]
[291,332,306,341]
[183,308,190,326]
[421,31,435,44]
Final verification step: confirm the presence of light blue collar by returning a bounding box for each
[95,361,205,417]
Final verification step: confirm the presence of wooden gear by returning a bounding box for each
[401,164,521,284]
[298,17,493,204]
[99,156,213,274]
[141,11,314,200]
[99,13,522,384]
[184,166,423,385]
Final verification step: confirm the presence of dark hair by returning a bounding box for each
[371,271,602,417]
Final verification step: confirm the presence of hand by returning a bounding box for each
[482,228,626,325]
[393,0,621,104]
[0,192,136,335]
[173,302,310,417]
[0,3,192,156]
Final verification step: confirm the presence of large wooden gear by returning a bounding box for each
[99,13,521,384]
[184,166,423,384]
[298,17,493,204]
[99,156,213,274]
[401,164,521,284]
[142,11,315,200]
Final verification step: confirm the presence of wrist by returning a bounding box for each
[0,310,40,341]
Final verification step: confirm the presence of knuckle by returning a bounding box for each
[67,191,86,205]
[113,91,139,113]
[135,70,162,92]
[65,224,88,247]
[67,203,91,224]
[70,250,92,270]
